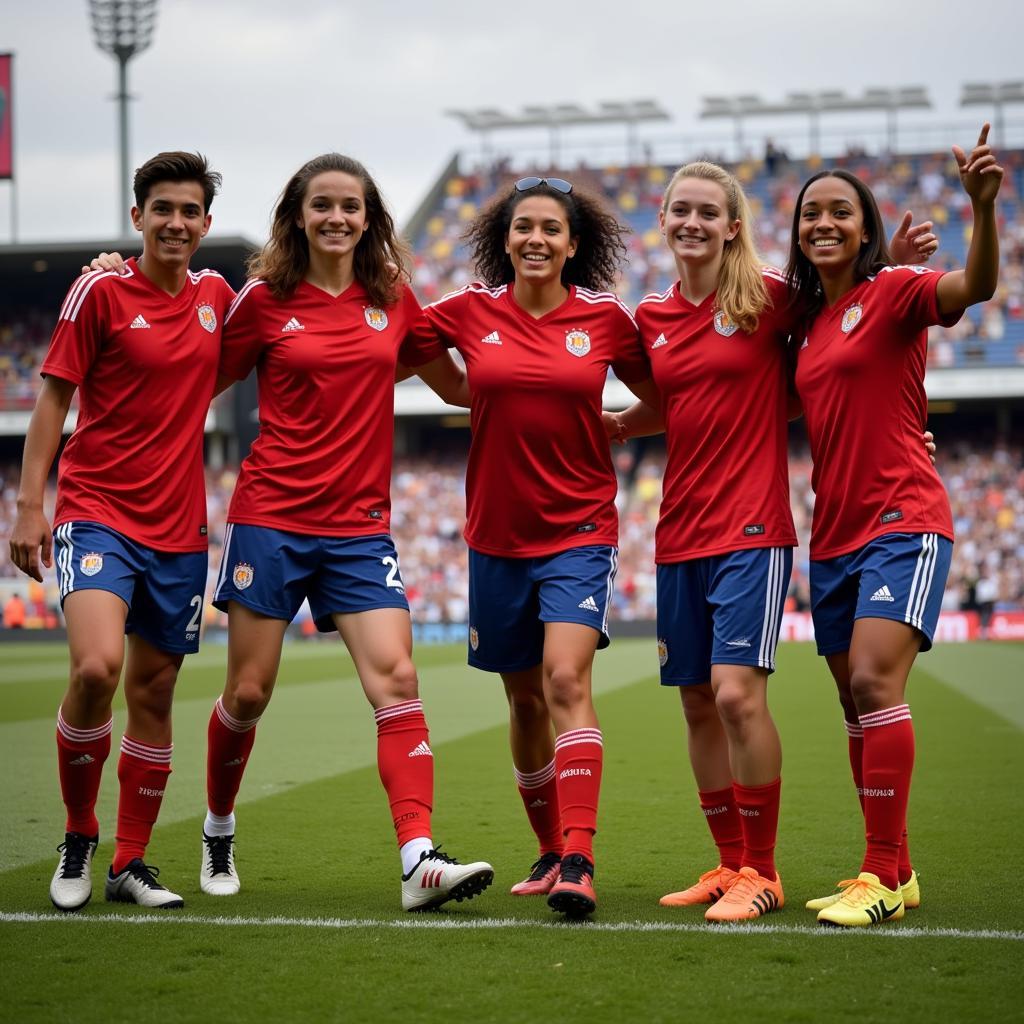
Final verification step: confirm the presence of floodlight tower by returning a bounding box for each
[88,0,159,236]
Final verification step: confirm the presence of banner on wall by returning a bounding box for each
[0,54,12,180]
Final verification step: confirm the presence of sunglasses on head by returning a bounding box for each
[514,176,573,195]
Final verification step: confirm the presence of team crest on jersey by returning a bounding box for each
[841,303,864,334]
[364,307,389,332]
[565,330,591,358]
[713,310,739,337]
[469,626,479,652]
[657,638,668,667]
[80,552,103,577]
[196,304,218,333]
[232,563,255,590]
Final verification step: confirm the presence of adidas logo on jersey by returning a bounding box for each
[481,331,502,345]
[68,754,95,766]
[282,317,305,332]
[870,586,896,603]
[651,333,668,349]
[577,595,600,613]
[408,740,433,758]
[130,314,151,329]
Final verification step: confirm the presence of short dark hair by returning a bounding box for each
[785,168,892,322]
[133,151,222,213]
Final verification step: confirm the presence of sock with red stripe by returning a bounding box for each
[112,736,172,873]
[733,777,782,879]
[375,699,434,849]
[514,760,563,857]
[858,704,914,891]
[554,728,602,862]
[56,708,112,837]
[206,697,260,824]
[697,786,744,872]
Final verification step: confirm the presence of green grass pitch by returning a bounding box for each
[1,638,1022,1023]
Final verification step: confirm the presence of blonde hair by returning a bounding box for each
[661,161,768,334]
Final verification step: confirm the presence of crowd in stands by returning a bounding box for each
[3,441,1022,629]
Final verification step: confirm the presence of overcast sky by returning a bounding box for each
[2,0,1021,245]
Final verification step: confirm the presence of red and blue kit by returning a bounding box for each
[420,283,649,557]
[43,258,233,552]
[794,265,960,560]
[636,270,798,563]
[219,280,437,536]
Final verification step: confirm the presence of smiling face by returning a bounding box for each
[797,175,870,278]
[659,176,739,268]
[131,180,210,272]
[504,195,577,288]
[297,171,368,262]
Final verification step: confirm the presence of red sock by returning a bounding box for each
[514,760,562,856]
[112,736,172,873]
[849,719,912,884]
[698,786,743,871]
[858,705,914,891]
[554,728,602,862]
[374,699,433,846]
[56,709,112,837]
[206,697,259,817]
[733,777,782,879]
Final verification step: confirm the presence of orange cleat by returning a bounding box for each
[510,852,562,896]
[704,866,783,923]
[659,865,739,908]
[547,854,596,918]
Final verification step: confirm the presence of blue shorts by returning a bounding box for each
[213,524,409,632]
[53,521,207,654]
[656,547,792,686]
[810,532,953,655]
[467,545,617,673]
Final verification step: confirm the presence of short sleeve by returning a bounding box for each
[41,275,109,385]
[219,282,269,380]
[398,286,446,367]
[609,306,649,384]
[881,266,963,334]
[420,289,469,349]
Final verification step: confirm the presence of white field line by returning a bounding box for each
[1,910,1021,942]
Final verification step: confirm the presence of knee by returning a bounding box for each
[508,686,548,726]
[385,657,419,702]
[714,682,761,732]
[70,653,121,703]
[848,665,891,712]
[680,688,718,732]
[545,664,588,712]
[229,674,275,720]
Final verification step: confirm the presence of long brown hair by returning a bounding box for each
[248,153,410,306]
[661,162,768,334]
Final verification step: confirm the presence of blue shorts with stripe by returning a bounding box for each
[656,547,792,686]
[810,532,953,655]
[467,545,617,673]
[213,524,409,632]
[53,521,207,654]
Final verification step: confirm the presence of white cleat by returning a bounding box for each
[50,832,98,912]
[104,859,184,909]
[200,833,240,896]
[401,847,494,912]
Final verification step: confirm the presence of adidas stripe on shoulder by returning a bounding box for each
[59,267,131,324]
[428,281,507,309]
[225,279,268,323]
[575,286,637,328]
[637,286,675,309]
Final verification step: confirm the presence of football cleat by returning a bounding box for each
[104,859,184,909]
[510,851,562,896]
[401,847,494,911]
[901,869,921,909]
[805,878,859,912]
[49,832,99,912]
[659,865,739,907]
[817,872,904,928]
[547,854,597,918]
[704,866,783,923]
[200,833,240,896]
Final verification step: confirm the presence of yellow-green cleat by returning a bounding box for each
[901,869,921,909]
[817,872,905,928]
[806,870,920,912]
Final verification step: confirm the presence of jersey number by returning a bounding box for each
[186,595,203,633]
[381,556,404,590]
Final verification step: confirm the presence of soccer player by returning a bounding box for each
[607,163,939,922]
[9,152,233,910]
[786,126,1002,926]
[200,154,492,911]
[417,177,659,917]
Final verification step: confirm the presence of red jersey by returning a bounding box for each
[637,270,798,562]
[420,283,649,557]
[220,280,436,536]
[794,266,960,559]
[43,259,232,552]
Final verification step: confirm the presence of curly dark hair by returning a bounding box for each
[785,168,893,323]
[464,181,629,291]
[247,153,410,307]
